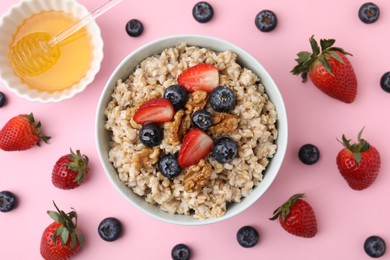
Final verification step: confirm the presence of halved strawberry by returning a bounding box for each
[133,98,174,125]
[178,64,219,93]
[178,128,213,168]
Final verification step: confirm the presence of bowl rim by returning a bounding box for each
[0,0,104,103]
[95,34,288,225]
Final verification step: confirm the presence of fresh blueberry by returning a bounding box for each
[125,19,144,37]
[209,86,236,112]
[212,137,238,164]
[0,191,17,212]
[164,85,189,111]
[0,92,7,108]
[298,144,320,165]
[359,3,380,24]
[255,10,278,32]
[171,243,191,260]
[192,110,212,130]
[139,123,163,147]
[192,1,214,23]
[364,235,386,258]
[236,226,259,248]
[158,153,182,178]
[98,217,123,242]
[380,72,390,93]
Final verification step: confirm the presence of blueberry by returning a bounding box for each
[0,92,7,108]
[255,10,278,32]
[0,191,17,212]
[192,110,212,130]
[364,235,386,258]
[192,1,214,23]
[209,86,236,112]
[98,217,123,242]
[171,243,191,260]
[164,85,189,111]
[212,137,237,164]
[236,226,259,248]
[359,3,380,24]
[380,72,390,93]
[139,123,163,147]
[125,19,144,37]
[158,153,182,178]
[298,144,320,165]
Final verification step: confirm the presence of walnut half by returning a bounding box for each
[183,159,212,192]
[209,112,239,135]
[132,147,160,170]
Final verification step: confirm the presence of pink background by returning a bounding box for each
[1,0,389,259]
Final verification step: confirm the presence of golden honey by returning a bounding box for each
[9,11,93,92]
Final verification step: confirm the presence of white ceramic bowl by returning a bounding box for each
[0,0,103,102]
[96,34,288,225]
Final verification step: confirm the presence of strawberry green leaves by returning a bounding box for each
[291,35,351,81]
[338,127,370,163]
[47,201,84,249]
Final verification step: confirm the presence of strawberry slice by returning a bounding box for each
[177,64,219,93]
[178,128,213,168]
[133,98,174,124]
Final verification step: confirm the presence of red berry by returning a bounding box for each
[0,113,50,151]
[40,202,84,260]
[291,36,357,103]
[336,128,381,190]
[133,98,174,125]
[178,64,219,93]
[52,149,89,190]
[270,193,317,238]
[178,129,213,168]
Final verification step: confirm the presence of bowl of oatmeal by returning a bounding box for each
[96,34,288,225]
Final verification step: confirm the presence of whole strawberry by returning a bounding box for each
[40,202,84,260]
[270,193,317,238]
[336,128,381,190]
[0,113,50,151]
[52,149,89,189]
[291,35,357,103]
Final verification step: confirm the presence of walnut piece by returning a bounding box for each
[184,90,208,114]
[167,110,190,145]
[132,147,160,170]
[183,159,212,192]
[209,112,239,135]
[166,90,208,145]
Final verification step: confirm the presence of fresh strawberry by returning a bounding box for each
[40,202,84,260]
[270,193,317,238]
[177,64,219,93]
[291,35,357,103]
[52,149,89,190]
[178,128,213,168]
[336,128,381,190]
[0,113,50,151]
[133,98,174,125]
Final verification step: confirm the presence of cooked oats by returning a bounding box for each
[104,43,278,219]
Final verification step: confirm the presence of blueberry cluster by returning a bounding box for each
[144,84,239,179]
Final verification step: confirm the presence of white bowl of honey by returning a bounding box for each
[0,0,104,102]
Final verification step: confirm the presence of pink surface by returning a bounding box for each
[1,0,389,259]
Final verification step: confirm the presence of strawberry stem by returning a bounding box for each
[291,35,353,82]
[338,127,370,163]
[25,113,51,146]
[67,148,89,184]
[269,193,305,222]
[47,201,84,249]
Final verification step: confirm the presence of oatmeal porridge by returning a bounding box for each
[104,43,278,219]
